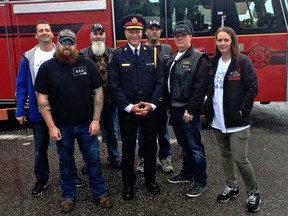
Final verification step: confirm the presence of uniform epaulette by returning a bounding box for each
[114,46,123,50]
[142,44,153,51]
[112,46,125,54]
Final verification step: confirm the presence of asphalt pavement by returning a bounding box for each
[0,102,287,216]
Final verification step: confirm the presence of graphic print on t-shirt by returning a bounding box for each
[214,69,225,89]
[214,58,230,89]
[73,67,87,76]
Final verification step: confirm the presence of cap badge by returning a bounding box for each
[132,17,138,25]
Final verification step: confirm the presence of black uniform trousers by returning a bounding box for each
[118,110,158,188]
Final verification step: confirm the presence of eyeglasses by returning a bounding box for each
[60,40,75,46]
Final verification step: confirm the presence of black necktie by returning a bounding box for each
[134,48,138,61]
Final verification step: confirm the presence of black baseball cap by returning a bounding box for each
[173,24,191,36]
[147,20,161,29]
[91,23,105,32]
[57,29,76,43]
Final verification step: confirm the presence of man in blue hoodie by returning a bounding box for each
[15,20,85,197]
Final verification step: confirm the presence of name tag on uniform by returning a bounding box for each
[162,53,171,59]
[181,61,192,70]
[73,67,87,76]
[121,63,130,67]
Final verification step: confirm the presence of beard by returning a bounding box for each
[150,38,158,44]
[91,41,106,57]
[55,47,78,65]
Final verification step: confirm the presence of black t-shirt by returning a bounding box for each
[35,54,103,126]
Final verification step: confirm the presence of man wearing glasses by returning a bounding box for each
[35,29,112,212]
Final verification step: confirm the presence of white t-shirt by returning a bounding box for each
[168,51,185,93]
[33,47,55,78]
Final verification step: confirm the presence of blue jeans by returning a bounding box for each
[101,102,120,162]
[32,121,50,183]
[170,109,207,185]
[138,104,171,159]
[56,123,107,200]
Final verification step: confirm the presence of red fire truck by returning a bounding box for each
[0,0,287,122]
[0,0,114,122]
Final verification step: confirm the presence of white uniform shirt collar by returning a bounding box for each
[128,43,141,55]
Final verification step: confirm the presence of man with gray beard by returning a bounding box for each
[80,24,121,171]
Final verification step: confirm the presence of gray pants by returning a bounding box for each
[214,127,259,193]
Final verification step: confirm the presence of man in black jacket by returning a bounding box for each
[80,23,121,171]
[137,19,174,174]
[166,24,209,198]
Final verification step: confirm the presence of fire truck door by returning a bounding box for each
[0,4,16,106]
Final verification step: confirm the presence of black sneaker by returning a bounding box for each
[32,181,48,197]
[76,176,86,188]
[246,193,261,212]
[217,185,239,202]
[81,164,87,175]
[187,183,207,198]
[167,174,193,184]
[109,160,122,169]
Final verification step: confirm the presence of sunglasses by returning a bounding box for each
[60,40,75,46]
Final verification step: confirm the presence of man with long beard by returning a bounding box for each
[35,29,112,212]
[80,24,121,171]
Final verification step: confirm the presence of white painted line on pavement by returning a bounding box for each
[0,134,34,140]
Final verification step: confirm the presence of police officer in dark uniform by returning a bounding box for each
[108,15,164,200]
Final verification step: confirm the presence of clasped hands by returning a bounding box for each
[131,101,152,115]
[183,110,193,122]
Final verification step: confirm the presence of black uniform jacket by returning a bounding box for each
[108,43,164,112]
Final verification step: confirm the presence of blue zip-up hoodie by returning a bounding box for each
[15,45,55,122]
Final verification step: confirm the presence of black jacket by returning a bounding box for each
[80,46,114,104]
[166,46,209,115]
[205,54,258,128]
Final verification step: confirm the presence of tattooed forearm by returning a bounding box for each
[92,87,104,121]
[38,101,51,111]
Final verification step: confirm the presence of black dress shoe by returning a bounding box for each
[145,181,160,195]
[122,186,134,200]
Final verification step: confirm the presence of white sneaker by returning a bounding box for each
[136,157,144,173]
[157,156,174,173]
